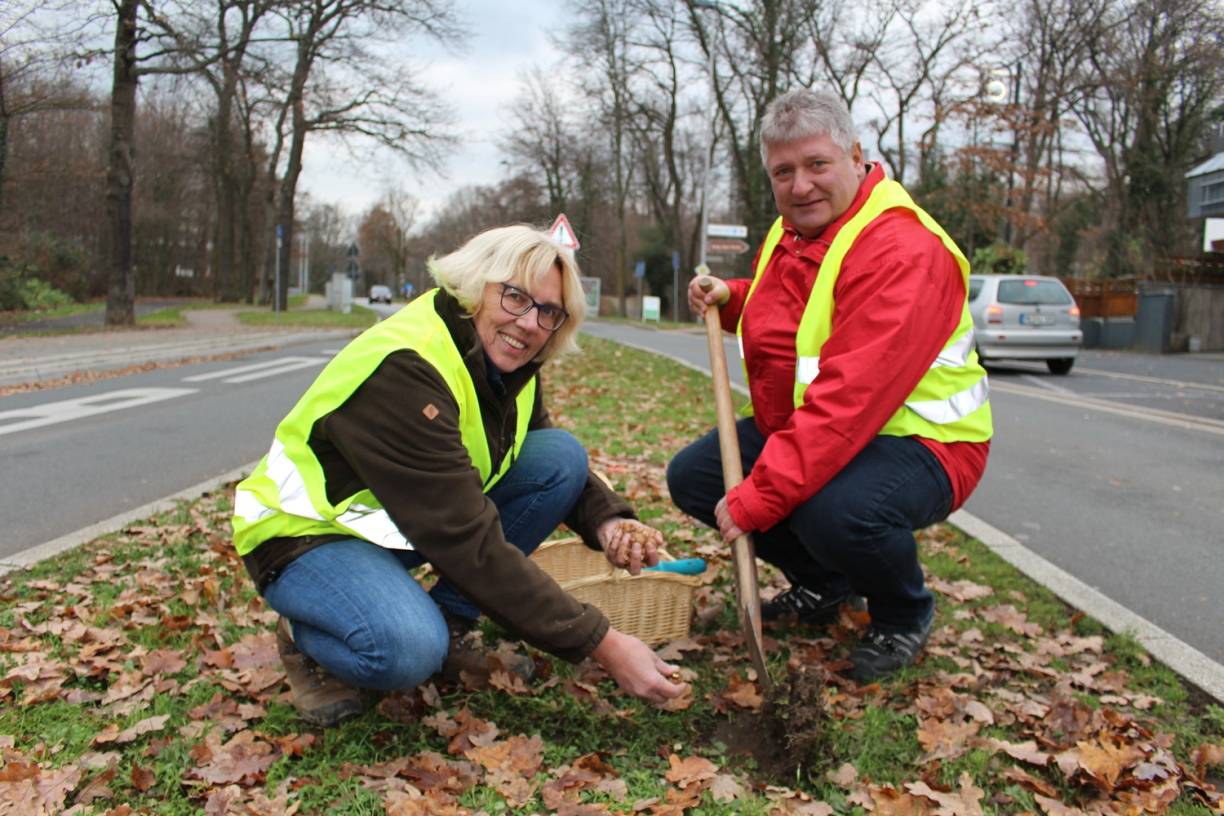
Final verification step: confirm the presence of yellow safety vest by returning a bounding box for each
[738,178,992,443]
[232,289,536,555]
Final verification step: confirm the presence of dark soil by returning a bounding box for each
[711,664,832,783]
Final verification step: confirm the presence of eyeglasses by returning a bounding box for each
[499,283,568,331]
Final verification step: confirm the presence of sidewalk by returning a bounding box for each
[0,303,356,389]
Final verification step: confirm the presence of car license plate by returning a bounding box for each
[1021,313,1054,326]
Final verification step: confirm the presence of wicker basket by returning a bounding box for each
[531,537,701,646]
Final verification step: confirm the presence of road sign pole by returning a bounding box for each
[274,225,282,314]
[671,250,681,322]
[697,18,716,269]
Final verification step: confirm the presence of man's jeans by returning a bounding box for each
[263,428,589,691]
[666,418,951,632]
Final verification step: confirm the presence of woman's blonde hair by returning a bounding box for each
[428,224,586,360]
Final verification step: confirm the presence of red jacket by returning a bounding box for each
[722,164,989,533]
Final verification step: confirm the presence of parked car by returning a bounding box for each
[968,274,1082,375]
[368,285,393,304]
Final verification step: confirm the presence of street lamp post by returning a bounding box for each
[694,0,719,271]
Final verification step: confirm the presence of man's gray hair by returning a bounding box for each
[759,88,858,165]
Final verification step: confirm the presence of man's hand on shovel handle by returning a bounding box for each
[689,275,729,316]
[714,497,746,545]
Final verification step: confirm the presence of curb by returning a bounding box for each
[0,461,261,579]
[950,509,1224,703]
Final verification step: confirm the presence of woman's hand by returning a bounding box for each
[591,628,688,705]
[688,275,729,317]
[597,518,663,576]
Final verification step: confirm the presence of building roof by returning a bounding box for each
[1186,152,1224,178]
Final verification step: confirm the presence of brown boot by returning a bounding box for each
[276,616,368,727]
[436,610,536,685]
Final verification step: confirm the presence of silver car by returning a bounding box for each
[968,274,1082,375]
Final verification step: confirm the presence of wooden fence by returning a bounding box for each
[1061,278,1139,319]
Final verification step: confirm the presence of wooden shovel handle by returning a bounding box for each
[699,279,772,691]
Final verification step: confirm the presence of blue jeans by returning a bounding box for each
[262,428,589,690]
[666,419,951,632]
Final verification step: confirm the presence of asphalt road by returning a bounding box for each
[580,321,1224,662]
[0,338,347,556]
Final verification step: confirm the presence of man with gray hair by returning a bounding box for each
[669,88,993,683]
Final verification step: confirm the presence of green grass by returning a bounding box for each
[0,301,102,323]
[594,313,700,331]
[236,303,377,328]
[136,306,188,327]
[0,336,1220,814]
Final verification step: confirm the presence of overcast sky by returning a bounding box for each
[297,0,564,225]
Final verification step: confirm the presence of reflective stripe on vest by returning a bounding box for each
[231,289,536,555]
[737,178,992,443]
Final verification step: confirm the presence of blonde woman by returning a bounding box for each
[232,225,686,726]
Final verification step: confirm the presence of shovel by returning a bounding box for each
[699,278,774,692]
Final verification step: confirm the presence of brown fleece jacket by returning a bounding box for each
[242,289,632,662]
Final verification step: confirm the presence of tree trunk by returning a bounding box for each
[212,80,240,302]
[0,64,9,212]
[0,108,9,213]
[275,91,308,313]
[105,0,138,327]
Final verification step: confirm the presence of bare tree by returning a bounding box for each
[260,0,459,312]
[799,0,896,111]
[1074,0,1224,277]
[104,0,141,325]
[684,0,812,244]
[101,0,225,325]
[0,1,91,214]
[136,0,279,304]
[503,67,581,216]
[627,0,703,295]
[300,196,352,290]
[990,0,1109,257]
[564,0,641,315]
[866,0,985,185]
[356,188,417,294]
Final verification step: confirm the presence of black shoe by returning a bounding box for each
[847,620,932,683]
[761,585,857,625]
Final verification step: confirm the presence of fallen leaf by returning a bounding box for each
[93,714,170,746]
[663,754,717,788]
[708,773,744,802]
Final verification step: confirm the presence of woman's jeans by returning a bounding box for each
[262,428,589,691]
[666,418,951,633]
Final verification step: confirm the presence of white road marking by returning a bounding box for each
[1076,365,1224,395]
[1020,374,1073,395]
[990,381,1224,437]
[0,388,196,437]
[182,356,325,384]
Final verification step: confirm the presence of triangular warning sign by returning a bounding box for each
[548,214,580,251]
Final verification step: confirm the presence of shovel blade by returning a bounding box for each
[733,534,772,693]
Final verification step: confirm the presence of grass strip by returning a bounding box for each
[0,335,1220,814]
[236,304,377,328]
